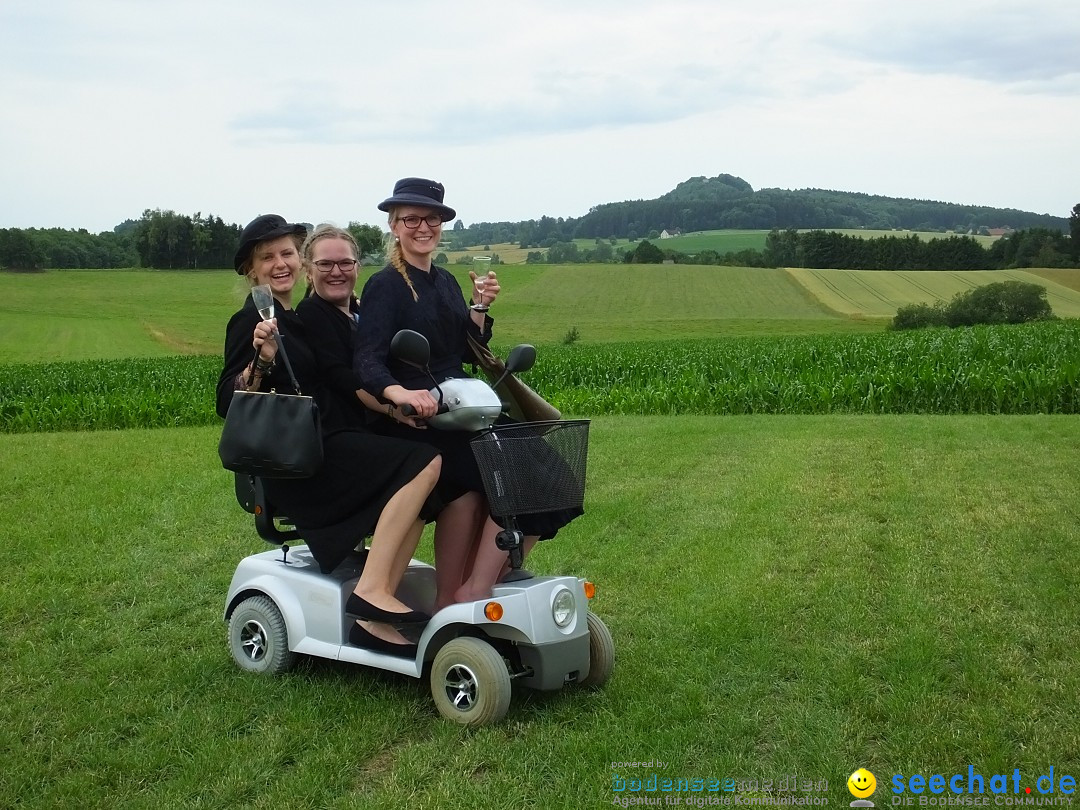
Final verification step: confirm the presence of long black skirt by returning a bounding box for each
[263,428,441,573]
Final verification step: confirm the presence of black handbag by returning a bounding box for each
[218,332,323,478]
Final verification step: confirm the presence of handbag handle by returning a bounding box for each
[256,326,304,396]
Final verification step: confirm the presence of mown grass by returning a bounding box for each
[0,266,873,365]
[3,417,1079,808]
[7,266,1078,365]
[789,267,1080,319]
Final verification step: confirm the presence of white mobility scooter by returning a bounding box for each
[224,331,614,726]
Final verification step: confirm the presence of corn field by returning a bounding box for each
[2,321,1079,433]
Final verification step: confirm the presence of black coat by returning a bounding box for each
[216,291,440,573]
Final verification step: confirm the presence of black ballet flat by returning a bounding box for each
[348,623,418,658]
[345,594,431,624]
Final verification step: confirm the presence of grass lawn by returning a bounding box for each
[0,266,879,364]
[3,416,1079,807]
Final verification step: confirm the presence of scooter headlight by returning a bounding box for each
[552,587,575,627]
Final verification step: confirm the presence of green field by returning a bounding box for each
[10,263,1078,364]
[788,268,1080,319]
[4,417,1079,807]
[4,258,1080,806]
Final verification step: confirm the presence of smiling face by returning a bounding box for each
[308,236,358,310]
[389,205,442,268]
[250,235,301,301]
[847,769,877,799]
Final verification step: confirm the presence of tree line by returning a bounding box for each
[612,220,1079,270]
[446,173,1071,250]
[0,210,386,271]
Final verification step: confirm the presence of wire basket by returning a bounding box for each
[470,420,590,518]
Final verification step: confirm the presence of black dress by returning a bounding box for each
[354,263,581,538]
[217,294,440,574]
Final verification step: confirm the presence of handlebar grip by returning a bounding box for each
[399,403,450,418]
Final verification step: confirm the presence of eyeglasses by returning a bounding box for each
[396,214,444,229]
[312,259,358,273]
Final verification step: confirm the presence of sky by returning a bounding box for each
[1,0,1078,234]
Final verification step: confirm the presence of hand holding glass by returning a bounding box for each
[471,275,489,312]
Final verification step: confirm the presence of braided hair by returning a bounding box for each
[385,208,419,302]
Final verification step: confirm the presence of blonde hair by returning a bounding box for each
[301,223,360,288]
[241,232,306,286]
[386,207,419,302]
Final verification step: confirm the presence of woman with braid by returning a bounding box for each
[355,178,581,608]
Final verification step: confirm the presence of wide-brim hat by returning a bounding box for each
[234,214,308,274]
[377,177,456,221]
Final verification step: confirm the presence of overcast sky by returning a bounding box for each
[1,0,1077,233]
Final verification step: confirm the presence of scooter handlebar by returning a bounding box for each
[399,403,449,417]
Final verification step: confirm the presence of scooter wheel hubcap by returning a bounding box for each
[240,620,268,661]
[441,664,479,711]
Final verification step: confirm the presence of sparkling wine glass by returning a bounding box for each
[471,274,489,312]
[251,284,275,321]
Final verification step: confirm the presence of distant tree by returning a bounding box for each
[347,222,385,258]
[453,219,465,231]
[945,281,1054,327]
[629,239,665,263]
[0,228,47,270]
[435,252,449,265]
[525,251,545,264]
[763,228,800,267]
[891,302,947,330]
[1070,203,1080,259]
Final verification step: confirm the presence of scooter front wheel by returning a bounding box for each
[578,612,614,688]
[430,637,511,726]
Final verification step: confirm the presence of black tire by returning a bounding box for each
[227,595,296,675]
[578,612,614,688]
[430,637,512,726]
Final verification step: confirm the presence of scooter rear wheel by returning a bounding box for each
[228,595,296,675]
[430,637,511,726]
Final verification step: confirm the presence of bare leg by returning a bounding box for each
[453,516,511,603]
[432,491,486,610]
[497,535,539,581]
[352,457,440,614]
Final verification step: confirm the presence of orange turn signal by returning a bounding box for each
[484,602,504,621]
[584,581,596,599]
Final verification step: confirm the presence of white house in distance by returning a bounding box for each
[660,228,682,239]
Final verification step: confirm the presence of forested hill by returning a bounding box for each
[455,174,1069,247]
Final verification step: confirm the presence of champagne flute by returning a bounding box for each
[251,284,275,321]
[471,274,489,312]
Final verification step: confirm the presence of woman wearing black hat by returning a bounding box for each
[354,180,581,607]
[217,214,444,657]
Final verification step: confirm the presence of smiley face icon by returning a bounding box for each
[848,768,877,798]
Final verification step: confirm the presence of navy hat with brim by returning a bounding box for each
[234,214,308,274]
[378,177,456,221]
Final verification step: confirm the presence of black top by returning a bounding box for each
[216,296,317,417]
[354,262,492,396]
[295,292,370,432]
[216,294,359,436]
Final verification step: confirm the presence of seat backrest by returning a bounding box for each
[233,473,301,545]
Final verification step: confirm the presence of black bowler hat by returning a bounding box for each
[233,214,308,274]
[377,177,456,221]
